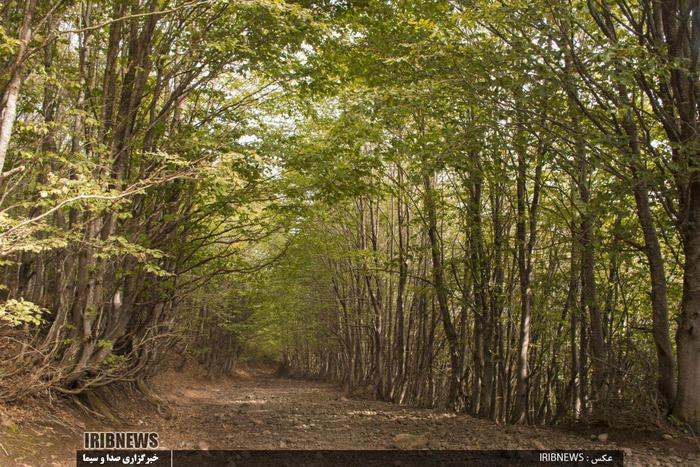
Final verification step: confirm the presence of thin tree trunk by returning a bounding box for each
[621,109,677,408]
[513,140,542,423]
[0,0,36,174]
[423,172,460,408]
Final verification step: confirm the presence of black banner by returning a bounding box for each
[76,449,624,466]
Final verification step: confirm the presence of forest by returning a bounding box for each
[0,0,699,443]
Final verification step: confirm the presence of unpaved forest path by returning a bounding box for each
[4,367,698,466]
[149,369,696,466]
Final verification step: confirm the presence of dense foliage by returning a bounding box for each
[1,0,699,431]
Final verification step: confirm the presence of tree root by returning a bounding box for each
[84,390,121,426]
[136,379,172,420]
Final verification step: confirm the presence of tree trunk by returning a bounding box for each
[578,149,607,414]
[512,139,542,423]
[423,172,460,408]
[513,144,532,423]
[674,177,700,431]
[0,0,36,174]
[621,109,677,408]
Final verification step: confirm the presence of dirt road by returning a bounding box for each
[151,370,696,466]
[3,368,698,466]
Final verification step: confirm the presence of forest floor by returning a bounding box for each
[1,365,698,466]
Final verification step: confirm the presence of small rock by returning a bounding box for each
[197,441,209,450]
[1,414,15,428]
[590,434,597,441]
[393,433,429,450]
[597,433,609,442]
[532,440,546,450]
[661,433,673,440]
[279,441,287,448]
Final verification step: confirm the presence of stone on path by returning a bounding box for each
[532,440,546,450]
[1,412,16,430]
[393,433,429,450]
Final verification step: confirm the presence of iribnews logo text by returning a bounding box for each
[83,432,159,449]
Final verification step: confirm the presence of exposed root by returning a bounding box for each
[136,378,172,419]
[84,390,121,426]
